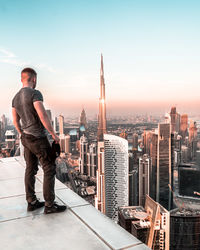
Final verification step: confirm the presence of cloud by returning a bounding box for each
[35,63,57,73]
[0,47,57,73]
[0,48,15,58]
[0,48,30,66]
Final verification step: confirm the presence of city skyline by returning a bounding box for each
[1,0,200,117]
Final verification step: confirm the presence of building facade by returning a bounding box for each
[104,134,129,221]
[139,154,151,207]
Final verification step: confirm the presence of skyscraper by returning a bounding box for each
[87,142,97,177]
[97,54,107,141]
[132,133,138,150]
[79,108,87,129]
[180,114,188,140]
[139,154,151,207]
[169,107,180,133]
[59,134,65,153]
[189,120,197,161]
[170,107,177,133]
[65,134,70,154]
[79,135,88,175]
[95,134,129,221]
[95,141,105,212]
[58,115,64,135]
[189,120,197,143]
[104,134,129,221]
[150,123,172,210]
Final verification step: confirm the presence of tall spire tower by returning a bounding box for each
[97,54,107,141]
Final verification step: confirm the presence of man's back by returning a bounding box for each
[12,87,46,138]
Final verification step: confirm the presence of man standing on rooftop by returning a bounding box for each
[12,68,66,214]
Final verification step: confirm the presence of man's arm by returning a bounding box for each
[12,108,22,135]
[33,101,59,142]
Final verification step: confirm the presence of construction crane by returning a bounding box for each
[168,184,186,211]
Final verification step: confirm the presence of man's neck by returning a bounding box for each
[22,83,34,89]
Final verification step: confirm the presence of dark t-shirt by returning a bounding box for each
[12,87,46,138]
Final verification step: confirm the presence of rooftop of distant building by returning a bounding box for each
[0,156,149,250]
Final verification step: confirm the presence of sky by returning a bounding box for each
[0,0,200,118]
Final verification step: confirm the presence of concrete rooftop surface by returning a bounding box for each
[0,156,150,250]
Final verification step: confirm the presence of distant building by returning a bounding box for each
[79,124,86,138]
[79,108,87,129]
[118,205,147,234]
[139,154,151,207]
[64,134,70,154]
[170,107,180,133]
[129,170,138,206]
[145,195,169,250]
[189,120,197,143]
[132,133,138,151]
[58,115,64,135]
[143,131,153,155]
[87,142,97,177]
[180,114,188,140]
[59,134,65,153]
[95,134,129,221]
[181,145,190,163]
[5,130,16,150]
[150,123,172,210]
[118,195,170,250]
[178,164,200,198]
[1,114,7,133]
[120,130,128,139]
[79,135,88,175]
[188,120,197,161]
[170,208,200,250]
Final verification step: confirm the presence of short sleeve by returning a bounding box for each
[33,90,43,103]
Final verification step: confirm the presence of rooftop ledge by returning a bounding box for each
[0,156,149,250]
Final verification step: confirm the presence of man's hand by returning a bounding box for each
[52,134,60,143]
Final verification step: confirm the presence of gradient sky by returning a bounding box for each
[0,0,200,118]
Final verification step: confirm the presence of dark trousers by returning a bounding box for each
[21,134,56,206]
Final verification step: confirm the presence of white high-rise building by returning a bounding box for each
[104,134,129,221]
[95,135,129,221]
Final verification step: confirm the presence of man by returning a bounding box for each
[12,68,66,214]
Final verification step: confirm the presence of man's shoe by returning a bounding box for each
[27,199,45,211]
[44,202,67,214]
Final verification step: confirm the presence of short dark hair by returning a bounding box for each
[21,67,37,76]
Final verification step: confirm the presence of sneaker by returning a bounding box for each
[44,202,67,214]
[27,199,45,211]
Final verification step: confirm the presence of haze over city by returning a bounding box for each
[1,0,200,116]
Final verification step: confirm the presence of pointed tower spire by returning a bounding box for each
[100,53,104,77]
[97,54,107,141]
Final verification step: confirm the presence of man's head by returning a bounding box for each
[21,68,37,89]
